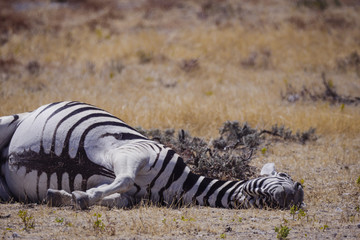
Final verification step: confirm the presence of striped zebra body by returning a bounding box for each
[0,101,304,209]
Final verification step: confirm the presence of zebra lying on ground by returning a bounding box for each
[0,101,304,210]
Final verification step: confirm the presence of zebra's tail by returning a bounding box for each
[0,112,29,152]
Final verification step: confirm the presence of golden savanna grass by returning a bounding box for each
[0,0,359,239]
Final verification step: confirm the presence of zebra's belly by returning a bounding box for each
[3,160,113,202]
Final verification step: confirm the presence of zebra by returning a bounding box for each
[0,101,304,210]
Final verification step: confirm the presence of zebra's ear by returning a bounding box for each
[260,163,277,176]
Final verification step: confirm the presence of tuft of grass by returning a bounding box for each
[93,213,106,233]
[18,210,35,231]
[290,205,307,220]
[319,224,329,231]
[274,224,291,240]
[181,216,196,222]
[55,217,64,224]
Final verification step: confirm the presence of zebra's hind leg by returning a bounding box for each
[46,189,72,207]
[72,175,135,210]
[71,144,150,210]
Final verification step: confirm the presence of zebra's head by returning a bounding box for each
[260,163,304,209]
[234,163,304,209]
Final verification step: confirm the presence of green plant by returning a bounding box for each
[261,147,267,155]
[65,221,73,227]
[298,208,306,219]
[274,224,290,240]
[55,217,64,223]
[356,176,360,185]
[93,213,105,232]
[220,233,226,239]
[18,210,35,231]
[300,178,305,186]
[290,205,297,219]
[290,205,307,220]
[232,217,243,222]
[340,103,345,112]
[181,216,195,222]
[319,224,329,231]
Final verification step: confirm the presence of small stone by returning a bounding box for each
[335,207,343,212]
[12,232,20,238]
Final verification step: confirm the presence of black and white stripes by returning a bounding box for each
[0,101,304,209]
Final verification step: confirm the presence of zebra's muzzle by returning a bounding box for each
[274,181,304,209]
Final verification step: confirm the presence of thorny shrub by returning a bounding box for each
[137,121,317,181]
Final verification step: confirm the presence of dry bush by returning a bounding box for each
[336,51,360,75]
[0,2,31,34]
[282,72,360,105]
[137,121,317,181]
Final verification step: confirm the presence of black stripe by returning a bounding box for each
[46,102,82,122]
[9,114,19,126]
[244,178,256,195]
[150,146,161,169]
[192,177,213,202]
[215,181,238,208]
[50,106,106,153]
[227,180,245,208]
[120,132,147,140]
[77,121,146,154]
[134,183,141,196]
[158,157,187,204]
[147,149,176,200]
[203,180,226,206]
[40,102,83,153]
[62,113,123,156]
[255,177,267,190]
[253,178,270,199]
[182,172,200,193]
[34,102,61,120]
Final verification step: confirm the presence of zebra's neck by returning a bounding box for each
[146,148,245,208]
[179,172,245,208]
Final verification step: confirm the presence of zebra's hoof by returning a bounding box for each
[47,189,72,207]
[72,191,90,210]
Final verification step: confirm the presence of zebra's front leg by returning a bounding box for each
[46,189,72,207]
[72,175,135,210]
[98,193,136,208]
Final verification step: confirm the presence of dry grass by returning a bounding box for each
[1,0,360,239]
